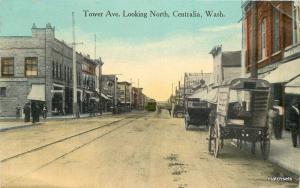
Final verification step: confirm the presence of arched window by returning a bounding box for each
[260,18,266,59]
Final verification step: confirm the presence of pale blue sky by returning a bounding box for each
[0,0,243,100]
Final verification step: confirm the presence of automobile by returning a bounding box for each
[173,104,185,118]
[184,98,211,130]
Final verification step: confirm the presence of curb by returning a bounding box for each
[0,122,42,132]
[0,112,130,132]
[268,157,300,176]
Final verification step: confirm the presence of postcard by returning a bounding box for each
[0,0,299,187]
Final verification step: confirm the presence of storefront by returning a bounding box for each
[264,58,300,129]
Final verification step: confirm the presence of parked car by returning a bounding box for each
[173,105,185,118]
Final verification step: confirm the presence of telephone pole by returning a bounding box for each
[72,12,79,118]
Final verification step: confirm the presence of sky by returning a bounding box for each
[0,0,242,101]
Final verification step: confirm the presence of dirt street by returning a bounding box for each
[0,111,298,188]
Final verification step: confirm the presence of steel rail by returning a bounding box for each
[1,113,146,163]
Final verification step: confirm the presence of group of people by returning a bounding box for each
[269,99,300,148]
[89,102,97,117]
[22,101,47,123]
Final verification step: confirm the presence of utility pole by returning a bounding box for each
[178,81,181,105]
[95,34,102,115]
[124,83,126,109]
[114,75,117,114]
[183,73,186,113]
[130,78,133,110]
[137,79,140,109]
[250,2,257,78]
[72,12,79,118]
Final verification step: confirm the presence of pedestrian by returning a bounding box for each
[23,102,31,122]
[287,99,300,147]
[89,102,93,117]
[273,100,284,139]
[16,104,21,119]
[42,105,47,119]
[268,107,279,139]
[31,101,40,123]
[168,108,171,116]
[35,103,40,122]
[92,102,96,117]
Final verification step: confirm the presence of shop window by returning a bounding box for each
[1,57,14,77]
[25,57,38,77]
[0,87,6,97]
[272,7,280,53]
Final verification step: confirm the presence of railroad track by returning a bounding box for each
[2,112,147,185]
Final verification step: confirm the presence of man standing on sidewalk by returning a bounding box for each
[23,102,31,122]
[288,99,300,147]
[273,100,284,139]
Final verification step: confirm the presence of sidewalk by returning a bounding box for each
[269,130,300,176]
[0,112,112,132]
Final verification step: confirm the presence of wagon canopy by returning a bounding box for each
[229,78,270,90]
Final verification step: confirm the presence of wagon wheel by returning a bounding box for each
[260,138,270,160]
[237,139,242,150]
[184,116,189,130]
[213,121,221,158]
[208,125,213,152]
[251,142,256,155]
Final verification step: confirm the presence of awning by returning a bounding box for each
[27,84,45,101]
[90,97,99,102]
[285,75,300,94]
[264,58,300,83]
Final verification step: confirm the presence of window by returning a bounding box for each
[1,57,14,77]
[67,67,70,83]
[52,61,55,78]
[55,62,58,79]
[273,7,280,53]
[0,87,6,97]
[25,57,38,77]
[260,18,266,59]
[64,66,66,81]
[59,64,62,79]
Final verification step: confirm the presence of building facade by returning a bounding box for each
[242,1,293,78]
[131,87,143,109]
[0,24,102,117]
[241,1,300,128]
[210,46,241,86]
[117,81,132,107]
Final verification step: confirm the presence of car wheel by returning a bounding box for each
[176,112,184,118]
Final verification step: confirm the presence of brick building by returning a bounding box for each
[242,1,300,128]
[131,87,143,109]
[0,23,103,117]
[242,1,293,77]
